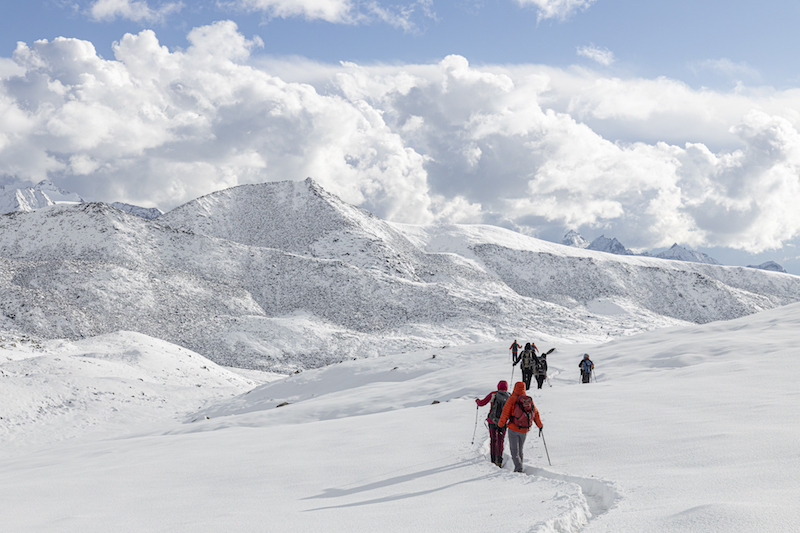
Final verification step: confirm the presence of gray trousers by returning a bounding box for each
[508,429,527,472]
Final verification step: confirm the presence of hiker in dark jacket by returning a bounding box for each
[579,354,594,383]
[515,342,537,390]
[498,381,543,472]
[475,380,509,467]
[534,353,548,389]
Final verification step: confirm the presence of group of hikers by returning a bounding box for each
[474,341,596,472]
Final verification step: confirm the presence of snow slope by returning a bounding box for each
[0,331,260,452]
[2,179,800,373]
[0,186,54,214]
[1,301,798,532]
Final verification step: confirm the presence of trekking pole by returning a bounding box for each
[510,365,515,385]
[540,429,552,466]
[471,405,479,445]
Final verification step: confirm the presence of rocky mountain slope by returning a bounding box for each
[2,178,800,372]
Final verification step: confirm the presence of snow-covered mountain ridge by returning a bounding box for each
[2,178,800,372]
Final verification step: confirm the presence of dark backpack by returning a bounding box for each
[534,356,546,375]
[512,395,534,429]
[488,390,510,425]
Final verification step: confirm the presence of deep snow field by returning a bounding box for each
[2,301,799,532]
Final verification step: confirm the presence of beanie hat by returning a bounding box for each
[497,380,508,391]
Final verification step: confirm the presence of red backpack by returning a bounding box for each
[512,395,534,429]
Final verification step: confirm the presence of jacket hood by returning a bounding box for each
[513,381,526,395]
[497,380,508,391]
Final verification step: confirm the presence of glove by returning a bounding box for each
[539,428,543,437]
[475,399,479,405]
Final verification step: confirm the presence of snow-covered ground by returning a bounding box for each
[2,301,798,531]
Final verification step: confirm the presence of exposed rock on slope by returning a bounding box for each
[111,202,164,220]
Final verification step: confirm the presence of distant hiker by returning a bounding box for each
[579,354,594,383]
[534,353,548,389]
[516,342,537,390]
[498,381,543,473]
[475,380,510,467]
[509,340,520,360]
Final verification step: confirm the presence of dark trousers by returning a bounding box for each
[488,423,506,465]
[522,367,533,389]
[535,374,546,389]
[582,371,591,383]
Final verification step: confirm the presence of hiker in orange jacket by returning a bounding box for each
[498,381,543,472]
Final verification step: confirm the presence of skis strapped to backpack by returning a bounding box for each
[512,394,534,429]
[488,390,510,425]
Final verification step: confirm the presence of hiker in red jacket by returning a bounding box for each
[498,381,543,472]
[509,340,520,360]
[475,380,510,467]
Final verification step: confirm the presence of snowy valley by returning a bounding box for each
[1,178,799,532]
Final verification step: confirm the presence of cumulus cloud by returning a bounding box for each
[89,0,184,22]
[576,44,615,66]
[515,0,597,21]
[3,22,800,253]
[0,22,431,222]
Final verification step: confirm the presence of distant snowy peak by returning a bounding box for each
[587,235,634,256]
[111,202,164,220]
[0,187,55,215]
[561,230,590,248]
[748,261,787,273]
[34,179,85,203]
[655,243,720,265]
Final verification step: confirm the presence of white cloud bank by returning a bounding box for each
[2,22,800,253]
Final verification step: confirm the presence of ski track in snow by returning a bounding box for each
[477,435,619,533]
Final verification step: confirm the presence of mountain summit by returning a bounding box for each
[586,235,635,255]
[654,243,720,265]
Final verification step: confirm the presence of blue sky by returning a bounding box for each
[3,0,799,88]
[2,0,800,274]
